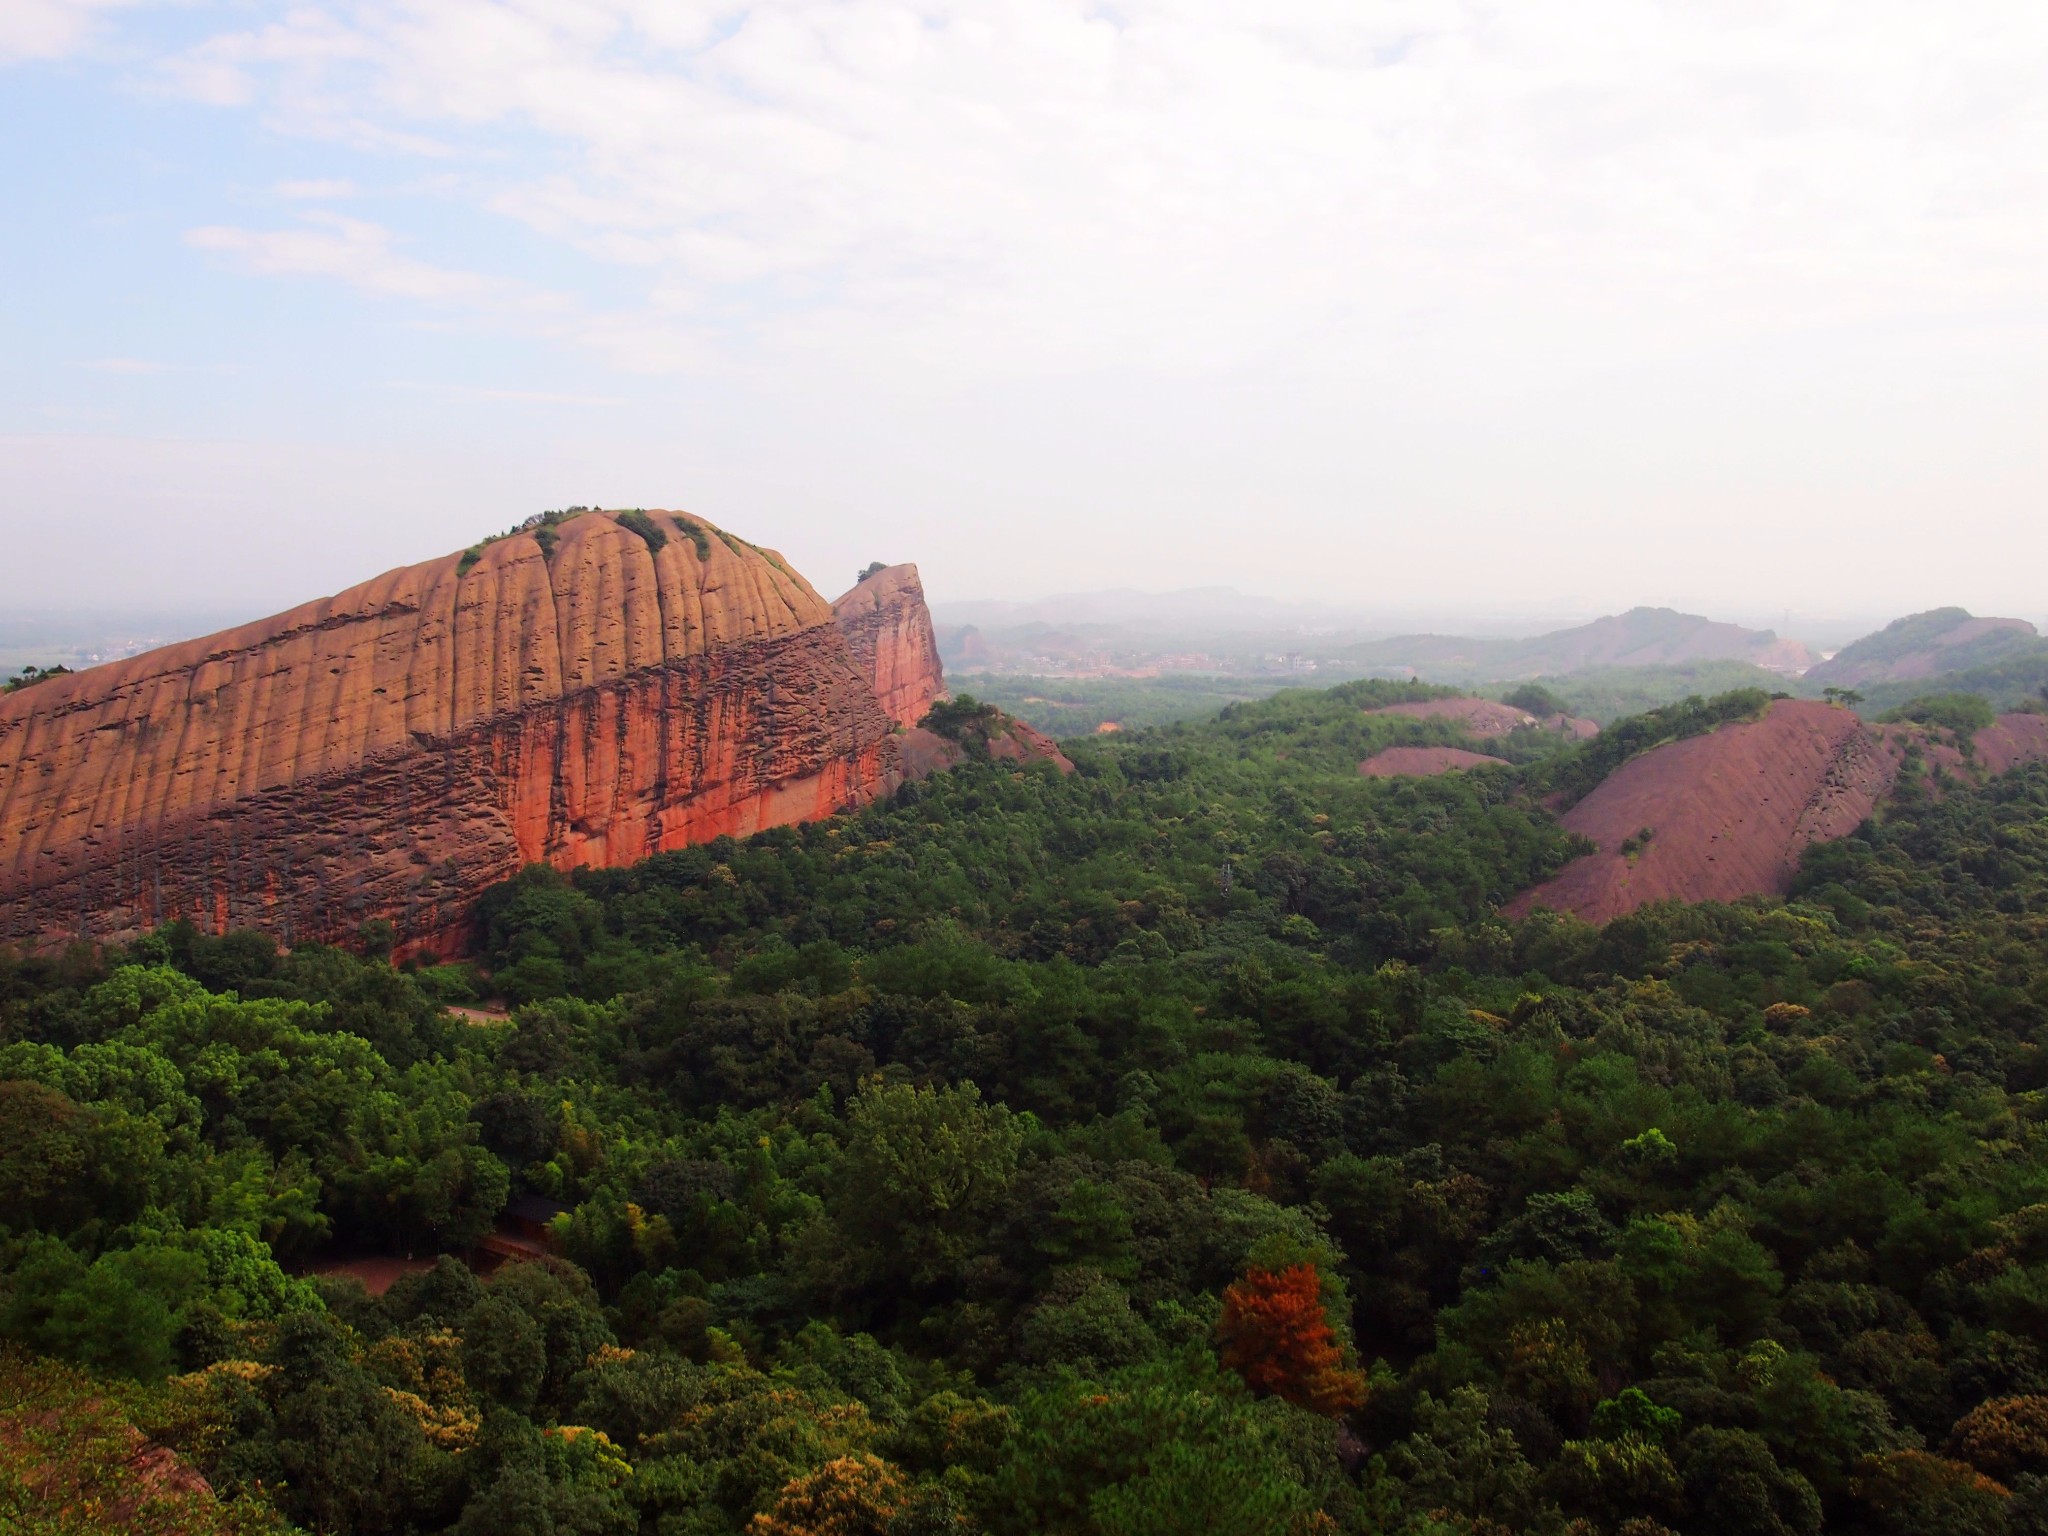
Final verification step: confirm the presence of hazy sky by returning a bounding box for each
[3,1,2045,628]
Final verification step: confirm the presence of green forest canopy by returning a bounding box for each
[4,680,2048,1534]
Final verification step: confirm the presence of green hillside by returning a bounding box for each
[1807,607,2047,689]
[5,683,2048,1534]
[1846,651,2048,717]
[1338,607,1797,684]
[1520,660,1789,724]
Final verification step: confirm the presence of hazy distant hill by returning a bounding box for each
[934,586,1337,633]
[0,609,243,678]
[1337,606,1814,683]
[929,587,1377,680]
[1804,607,2046,689]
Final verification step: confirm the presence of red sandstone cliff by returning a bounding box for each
[1505,700,2048,925]
[832,564,947,728]
[0,511,902,951]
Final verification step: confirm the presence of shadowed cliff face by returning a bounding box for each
[0,512,903,952]
[831,564,947,728]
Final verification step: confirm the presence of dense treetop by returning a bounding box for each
[5,680,2048,1534]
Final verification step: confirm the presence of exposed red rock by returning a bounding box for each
[1505,701,2048,924]
[0,511,904,952]
[110,1441,215,1524]
[897,718,1075,782]
[833,564,947,728]
[1359,746,1511,778]
[1542,713,1603,741]
[1366,698,1595,739]
[1962,711,2048,775]
[1749,636,1820,674]
[1367,698,1539,735]
[0,1362,219,1531]
[990,718,1075,771]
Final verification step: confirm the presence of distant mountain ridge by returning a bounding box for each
[1340,606,1815,682]
[934,586,1331,633]
[1805,607,2045,689]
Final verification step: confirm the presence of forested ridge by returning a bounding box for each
[6,680,2048,1535]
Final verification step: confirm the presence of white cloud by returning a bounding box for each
[182,210,716,367]
[387,380,626,405]
[275,177,358,198]
[0,0,141,64]
[130,0,2048,388]
[12,2,2048,613]
[186,211,566,310]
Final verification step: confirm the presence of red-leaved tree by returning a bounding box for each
[1216,1262,1366,1417]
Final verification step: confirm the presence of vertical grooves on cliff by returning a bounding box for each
[830,564,947,729]
[546,523,584,853]
[0,510,903,950]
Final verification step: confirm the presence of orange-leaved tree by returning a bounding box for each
[1948,1395,2048,1481]
[748,1454,907,1536]
[1216,1262,1366,1417]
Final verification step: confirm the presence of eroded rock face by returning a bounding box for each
[896,718,1075,781]
[1505,700,2048,925]
[832,564,947,728]
[0,512,902,951]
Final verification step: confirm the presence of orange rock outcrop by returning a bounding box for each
[832,564,947,728]
[0,512,903,952]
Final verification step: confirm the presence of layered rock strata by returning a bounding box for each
[832,564,947,728]
[0,512,901,951]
